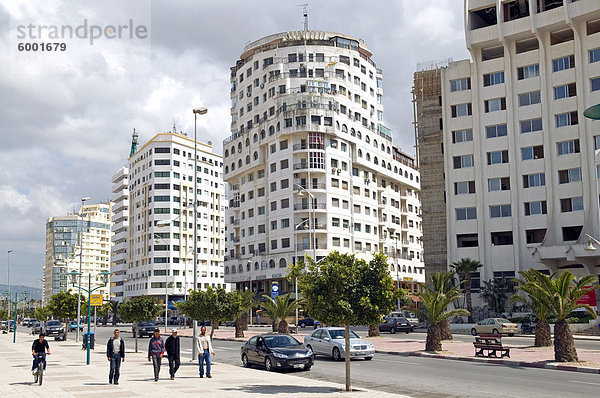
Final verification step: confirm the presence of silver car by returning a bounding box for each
[304,327,375,361]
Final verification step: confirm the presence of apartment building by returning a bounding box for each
[223,30,425,296]
[110,132,226,303]
[44,203,112,303]
[440,0,600,297]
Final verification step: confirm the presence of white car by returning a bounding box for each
[304,327,375,361]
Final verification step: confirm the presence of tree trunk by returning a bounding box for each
[210,320,216,340]
[465,278,473,323]
[534,318,552,347]
[554,319,577,362]
[439,318,452,341]
[234,317,245,338]
[344,324,351,392]
[368,324,380,337]
[240,311,249,331]
[425,324,442,352]
[278,319,289,334]
[271,318,278,332]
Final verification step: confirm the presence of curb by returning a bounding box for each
[376,349,600,374]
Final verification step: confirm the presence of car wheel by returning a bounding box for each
[241,353,250,368]
[304,365,311,371]
[390,327,396,334]
[471,328,478,336]
[265,357,273,371]
[405,329,410,334]
[332,347,342,361]
[492,329,499,335]
[365,356,373,361]
[132,333,136,338]
[300,323,305,328]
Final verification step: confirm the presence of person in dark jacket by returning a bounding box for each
[106,329,125,385]
[148,329,165,381]
[165,329,180,380]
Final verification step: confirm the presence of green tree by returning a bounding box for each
[232,290,254,338]
[414,272,469,352]
[259,293,302,334]
[119,295,162,352]
[34,307,52,322]
[429,271,458,341]
[520,271,597,362]
[0,309,7,320]
[176,287,236,339]
[109,300,121,326]
[450,258,483,323]
[290,252,398,392]
[479,277,511,314]
[510,269,554,347]
[47,290,81,320]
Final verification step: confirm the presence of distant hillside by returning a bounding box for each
[0,284,42,301]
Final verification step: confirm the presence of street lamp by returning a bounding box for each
[69,269,110,365]
[154,234,171,333]
[294,219,310,330]
[76,196,91,343]
[192,107,207,360]
[294,184,316,259]
[388,227,401,310]
[7,250,12,318]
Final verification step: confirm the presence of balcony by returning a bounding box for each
[293,163,326,172]
[294,182,326,190]
[293,203,326,211]
[232,219,240,226]
[296,243,328,251]
[231,237,240,243]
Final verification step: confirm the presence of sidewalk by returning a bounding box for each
[0,331,403,397]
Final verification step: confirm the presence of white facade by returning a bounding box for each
[223,31,425,295]
[111,133,226,303]
[44,203,112,303]
[442,1,600,288]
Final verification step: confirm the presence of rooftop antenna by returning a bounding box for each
[298,3,308,31]
[172,120,177,135]
[129,128,138,157]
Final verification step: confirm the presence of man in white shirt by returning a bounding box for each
[194,326,215,378]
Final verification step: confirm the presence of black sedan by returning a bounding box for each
[241,333,314,372]
[379,317,413,334]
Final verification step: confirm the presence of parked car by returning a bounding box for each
[198,320,211,326]
[31,321,43,335]
[8,320,15,332]
[68,321,84,332]
[389,311,419,328]
[28,318,38,327]
[45,320,66,340]
[0,320,7,332]
[304,327,374,361]
[133,321,157,338]
[22,318,31,327]
[471,318,518,336]
[379,317,413,334]
[223,320,236,327]
[297,317,315,328]
[241,333,313,372]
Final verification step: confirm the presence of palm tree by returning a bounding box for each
[414,272,470,352]
[450,258,483,323]
[260,293,302,334]
[430,271,456,341]
[523,271,597,362]
[479,277,511,314]
[109,300,121,326]
[510,269,554,347]
[233,291,254,338]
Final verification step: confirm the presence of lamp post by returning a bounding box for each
[388,227,400,310]
[294,184,316,259]
[294,218,310,330]
[76,196,91,343]
[192,107,207,360]
[7,250,12,318]
[69,269,110,365]
[154,234,171,333]
[5,291,29,343]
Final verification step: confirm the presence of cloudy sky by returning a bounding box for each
[0,0,470,287]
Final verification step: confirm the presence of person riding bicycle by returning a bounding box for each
[32,333,50,375]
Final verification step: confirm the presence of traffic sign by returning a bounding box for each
[271,282,279,299]
[90,294,103,306]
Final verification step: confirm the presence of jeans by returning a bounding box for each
[32,354,46,371]
[109,354,122,383]
[198,350,211,376]
[151,354,161,380]
[168,355,180,377]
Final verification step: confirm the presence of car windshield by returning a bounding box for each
[263,335,301,348]
[329,329,360,339]
[47,321,60,326]
[497,318,511,323]
[140,321,156,326]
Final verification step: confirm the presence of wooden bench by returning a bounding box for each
[473,334,510,358]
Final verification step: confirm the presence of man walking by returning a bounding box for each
[165,328,180,380]
[195,326,215,378]
[148,329,165,382]
[106,329,125,385]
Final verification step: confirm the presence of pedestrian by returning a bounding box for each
[106,329,125,385]
[195,326,215,378]
[148,328,165,382]
[165,328,180,380]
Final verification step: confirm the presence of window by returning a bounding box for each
[452,129,473,143]
[520,118,542,133]
[521,146,544,160]
[281,218,290,228]
[517,64,539,80]
[451,103,472,117]
[555,112,578,127]
[270,182,277,192]
[258,170,265,178]
[332,237,341,247]
[518,91,540,106]
[271,220,277,230]
[484,97,506,112]
[453,154,475,169]
[524,201,547,216]
[526,229,546,244]
[281,179,289,189]
[280,159,289,169]
[487,150,509,165]
[490,204,511,218]
[488,177,510,192]
[282,238,290,248]
[554,83,577,99]
[280,140,288,150]
[481,45,504,61]
[456,207,477,221]
[271,240,277,250]
[483,72,504,86]
[491,231,513,246]
[561,197,584,212]
[457,233,478,248]
[556,139,580,155]
[486,124,507,138]
[553,55,575,72]
[562,226,582,241]
[454,181,476,195]
[257,188,265,197]
[154,159,170,166]
[558,168,582,184]
[523,173,545,188]
[450,78,471,92]
[258,206,265,215]
[590,48,600,63]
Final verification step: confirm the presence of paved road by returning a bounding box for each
[81,326,600,398]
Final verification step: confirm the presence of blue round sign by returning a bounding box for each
[272,284,279,292]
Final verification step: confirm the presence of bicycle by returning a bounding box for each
[33,352,49,385]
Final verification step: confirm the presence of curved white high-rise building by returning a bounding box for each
[223,31,425,296]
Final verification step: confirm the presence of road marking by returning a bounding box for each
[570,380,600,386]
